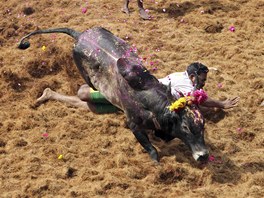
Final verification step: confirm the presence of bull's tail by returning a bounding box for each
[18,28,81,50]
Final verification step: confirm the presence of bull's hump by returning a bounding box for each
[78,27,131,60]
[75,27,140,63]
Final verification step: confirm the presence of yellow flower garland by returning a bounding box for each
[168,97,187,111]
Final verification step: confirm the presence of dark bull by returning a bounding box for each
[18,27,209,162]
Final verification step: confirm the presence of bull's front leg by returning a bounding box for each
[129,122,159,162]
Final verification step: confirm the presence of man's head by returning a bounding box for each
[187,62,209,89]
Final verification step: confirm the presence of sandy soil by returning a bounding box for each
[0,0,263,197]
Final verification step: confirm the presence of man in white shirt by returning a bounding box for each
[159,71,196,98]
[35,62,239,113]
[159,62,239,109]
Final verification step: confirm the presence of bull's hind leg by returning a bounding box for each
[73,50,96,90]
[129,123,159,162]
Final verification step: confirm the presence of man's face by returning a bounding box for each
[197,73,207,89]
[190,72,207,89]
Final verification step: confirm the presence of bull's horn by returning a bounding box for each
[166,82,175,102]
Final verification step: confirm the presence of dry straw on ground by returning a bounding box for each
[0,0,263,197]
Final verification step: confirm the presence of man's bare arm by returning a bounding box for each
[201,96,240,109]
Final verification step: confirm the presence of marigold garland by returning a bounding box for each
[169,97,187,111]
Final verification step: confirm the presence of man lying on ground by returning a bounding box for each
[36,62,239,114]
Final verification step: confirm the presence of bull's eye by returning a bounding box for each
[182,125,189,132]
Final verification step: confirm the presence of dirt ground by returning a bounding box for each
[0,0,263,197]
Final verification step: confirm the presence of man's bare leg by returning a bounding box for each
[122,0,130,15]
[36,88,90,110]
[122,0,151,20]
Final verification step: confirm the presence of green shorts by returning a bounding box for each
[90,88,111,104]
[94,103,120,114]
[90,88,119,114]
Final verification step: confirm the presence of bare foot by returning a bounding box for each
[139,8,151,20]
[36,88,54,104]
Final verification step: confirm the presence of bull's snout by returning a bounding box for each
[192,150,209,162]
[196,152,209,162]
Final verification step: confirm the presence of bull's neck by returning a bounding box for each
[140,88,172,117]
[154,99,171,115]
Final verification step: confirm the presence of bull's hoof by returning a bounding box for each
[149,150,159,163]
[153,160,160,166]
